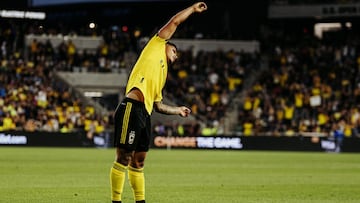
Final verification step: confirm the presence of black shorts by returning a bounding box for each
[113,98,151,152]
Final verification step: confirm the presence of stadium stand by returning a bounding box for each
[1,0,360,139]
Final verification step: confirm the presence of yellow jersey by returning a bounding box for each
[125,34,168,115]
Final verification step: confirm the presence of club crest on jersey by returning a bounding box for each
[128,131,135,144]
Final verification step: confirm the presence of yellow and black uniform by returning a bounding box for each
[113,34,168,151]
[126,34,168,115]
[113,98,150,152]
[110,3,208,202]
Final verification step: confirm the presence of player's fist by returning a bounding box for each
[193,2,207,13]
[179,106,191,117]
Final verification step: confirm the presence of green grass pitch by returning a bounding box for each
[0,147,359,203]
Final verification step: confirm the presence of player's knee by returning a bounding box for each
[133,161,145,168]
[131,158,145,168]
[115,149,132,166]
[116,156,131,166]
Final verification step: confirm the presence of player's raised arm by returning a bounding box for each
[158,2,207,40]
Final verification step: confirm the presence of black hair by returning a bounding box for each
[166,41,177,50]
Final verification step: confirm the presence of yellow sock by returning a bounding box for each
[128,165,145,201]
[110,162,127,201]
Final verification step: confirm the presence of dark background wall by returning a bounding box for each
[0,0,268,40]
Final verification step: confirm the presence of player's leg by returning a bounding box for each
[128,115,151,203]
[128,151,147,203]
[110,149,132,203]
[110,100,137,203]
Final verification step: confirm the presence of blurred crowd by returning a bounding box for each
[0,55,109,135]
[1,18,262,137]
[0,20,110,138]
[161,48,260,136]
[2,12,360,139]
[236,29,360,138]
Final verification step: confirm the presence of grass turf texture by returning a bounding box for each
[0,147,359,203]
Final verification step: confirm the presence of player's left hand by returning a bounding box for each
[179,106,191,117]
[193,2,208,13]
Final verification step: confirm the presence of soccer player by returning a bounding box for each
[110,2,208,203]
